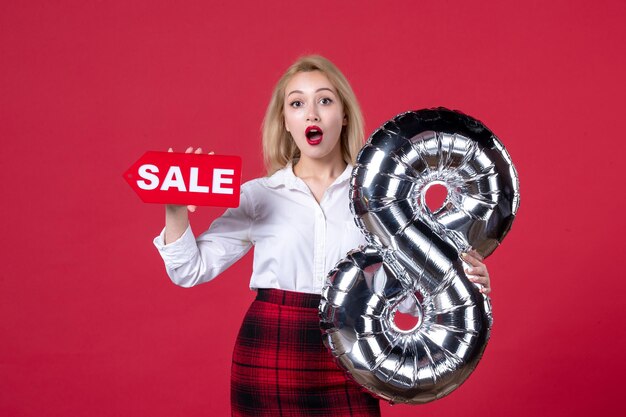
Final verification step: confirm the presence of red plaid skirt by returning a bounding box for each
[231,289,381,416]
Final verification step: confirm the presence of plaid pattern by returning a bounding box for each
[231,289,381,416]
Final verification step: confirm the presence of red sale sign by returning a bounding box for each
[123,151,242,207]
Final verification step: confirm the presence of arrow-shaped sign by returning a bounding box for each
[123,151,242,207]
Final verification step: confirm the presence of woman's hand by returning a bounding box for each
[462,250,491,295]
[167,146,214,213]
[163,146,213,244]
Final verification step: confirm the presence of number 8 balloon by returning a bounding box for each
[320,108,520,404]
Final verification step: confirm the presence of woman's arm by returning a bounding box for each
[165,204,190,244]
[155,148,254,287]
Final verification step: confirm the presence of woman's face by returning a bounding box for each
[283,70,346,164]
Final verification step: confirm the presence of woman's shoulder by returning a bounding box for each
[241,175,276,192]
[241,165,292,192]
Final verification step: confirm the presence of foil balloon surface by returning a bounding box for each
[320,108,520,404]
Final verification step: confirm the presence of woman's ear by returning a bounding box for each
[343,114,348,126]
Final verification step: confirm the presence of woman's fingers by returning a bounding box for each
[461,251,491,294]
[469,276,491,294]
[466,264,487,276]
[461,251,483,267]
[468,249,484,261]
[169,147,210,154]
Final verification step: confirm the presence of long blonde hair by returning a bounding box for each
[262,55,365,176]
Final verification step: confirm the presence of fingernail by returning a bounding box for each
[461,253,467,258]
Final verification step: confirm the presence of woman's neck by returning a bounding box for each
[292,154,347,203]
[293,154,347,181]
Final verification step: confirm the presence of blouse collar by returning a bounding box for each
[265,162,353,191]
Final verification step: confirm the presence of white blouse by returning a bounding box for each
[153,163,367,294]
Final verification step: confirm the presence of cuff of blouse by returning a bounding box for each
[153,225,197,269]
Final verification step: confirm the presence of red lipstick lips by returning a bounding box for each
[305,125,323,145]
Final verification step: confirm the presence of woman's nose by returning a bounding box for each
[306,107,320,122]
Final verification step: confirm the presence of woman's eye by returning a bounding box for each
[320,97,333,105]
[290,100,303,108]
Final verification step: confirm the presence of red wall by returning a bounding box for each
[2,1,624,416]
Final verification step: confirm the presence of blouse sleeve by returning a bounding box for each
[153,183,255,287]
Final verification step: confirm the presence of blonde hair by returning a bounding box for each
[262,55,365,176]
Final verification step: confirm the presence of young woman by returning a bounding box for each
[153,55,492,416]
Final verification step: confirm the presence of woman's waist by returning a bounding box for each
[255,288,322,309]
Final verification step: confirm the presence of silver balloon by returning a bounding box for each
[320,108,519,404]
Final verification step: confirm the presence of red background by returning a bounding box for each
[2,1,625,416]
